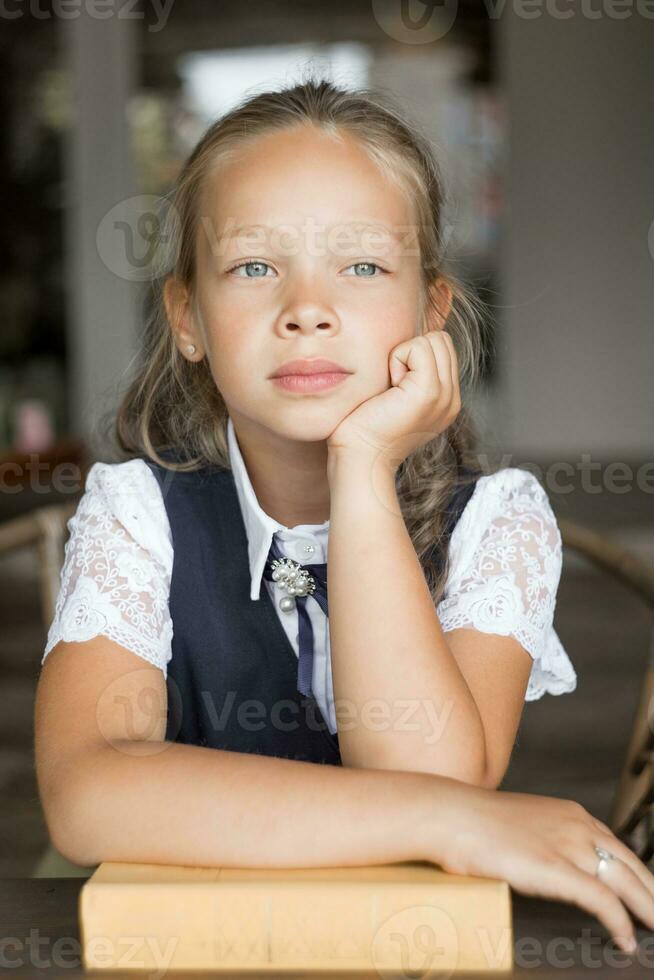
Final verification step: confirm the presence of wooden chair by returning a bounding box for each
[558,518,654,864]
[0,501,78,630]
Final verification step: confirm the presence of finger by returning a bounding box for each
[594,829,654,901]
[570,839,654,934]
[392,335,441,394]
[422,332,452,402]
[443,332,462,414]
[594,856,654,932]
[439,329,460,393]
[592,817,613,836]
[542,859,637,954]
[430,331,459,415]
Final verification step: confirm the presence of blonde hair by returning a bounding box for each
[112,74,496,605]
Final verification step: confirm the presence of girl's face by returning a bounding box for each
[170,124,445,445]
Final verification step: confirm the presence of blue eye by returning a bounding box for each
[227,259,386,278]
[344,262,383,277]
[229,260,274,278]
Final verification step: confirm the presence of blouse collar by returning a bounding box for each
[227,415,330,601]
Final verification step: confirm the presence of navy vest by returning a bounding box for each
[143,455,479,767]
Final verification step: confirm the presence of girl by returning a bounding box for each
[35,77,653,953]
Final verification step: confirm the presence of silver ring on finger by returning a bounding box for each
[595,845,617,880]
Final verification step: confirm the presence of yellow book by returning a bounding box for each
[80,860,513,973]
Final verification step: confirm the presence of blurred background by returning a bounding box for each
[0,0,652,876]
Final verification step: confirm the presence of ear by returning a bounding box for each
[424,277,453,332]
[163,277,205,361]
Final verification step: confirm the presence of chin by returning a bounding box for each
[265,410,346,444]
[277,422,340,444]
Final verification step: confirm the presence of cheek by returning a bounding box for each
[206,333,248,395]
[196,295,252,378]
[382,316,415,347]
[367,298,418,359]
[194,320,239,399]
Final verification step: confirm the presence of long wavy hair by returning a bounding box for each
[111,75,497,605]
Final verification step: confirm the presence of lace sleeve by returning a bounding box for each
[42,459,174,676]
[437,467,577,701]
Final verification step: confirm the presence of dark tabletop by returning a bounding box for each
[1,878,653,977]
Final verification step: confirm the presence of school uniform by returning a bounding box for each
[42,416,577,765]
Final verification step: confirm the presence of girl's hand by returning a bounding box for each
[326,329,461,466]
[421,780,654,955]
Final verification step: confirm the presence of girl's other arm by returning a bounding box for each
[34,637,440,870]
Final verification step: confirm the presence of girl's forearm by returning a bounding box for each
[51,738,447,870]
[326,448,487,782]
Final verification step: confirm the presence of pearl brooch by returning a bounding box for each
[270,556,317,612]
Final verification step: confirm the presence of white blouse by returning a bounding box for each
[42,418,577,736]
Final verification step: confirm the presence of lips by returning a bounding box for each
[269,358,351,378]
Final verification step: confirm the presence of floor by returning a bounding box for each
[1,473,652,878]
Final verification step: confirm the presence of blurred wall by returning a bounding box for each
[495,6,654,459]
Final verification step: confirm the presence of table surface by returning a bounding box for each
[1,877,652,977]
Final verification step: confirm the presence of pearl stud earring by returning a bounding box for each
[186,344,196,355]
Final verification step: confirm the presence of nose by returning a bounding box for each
[275,279,340,337]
